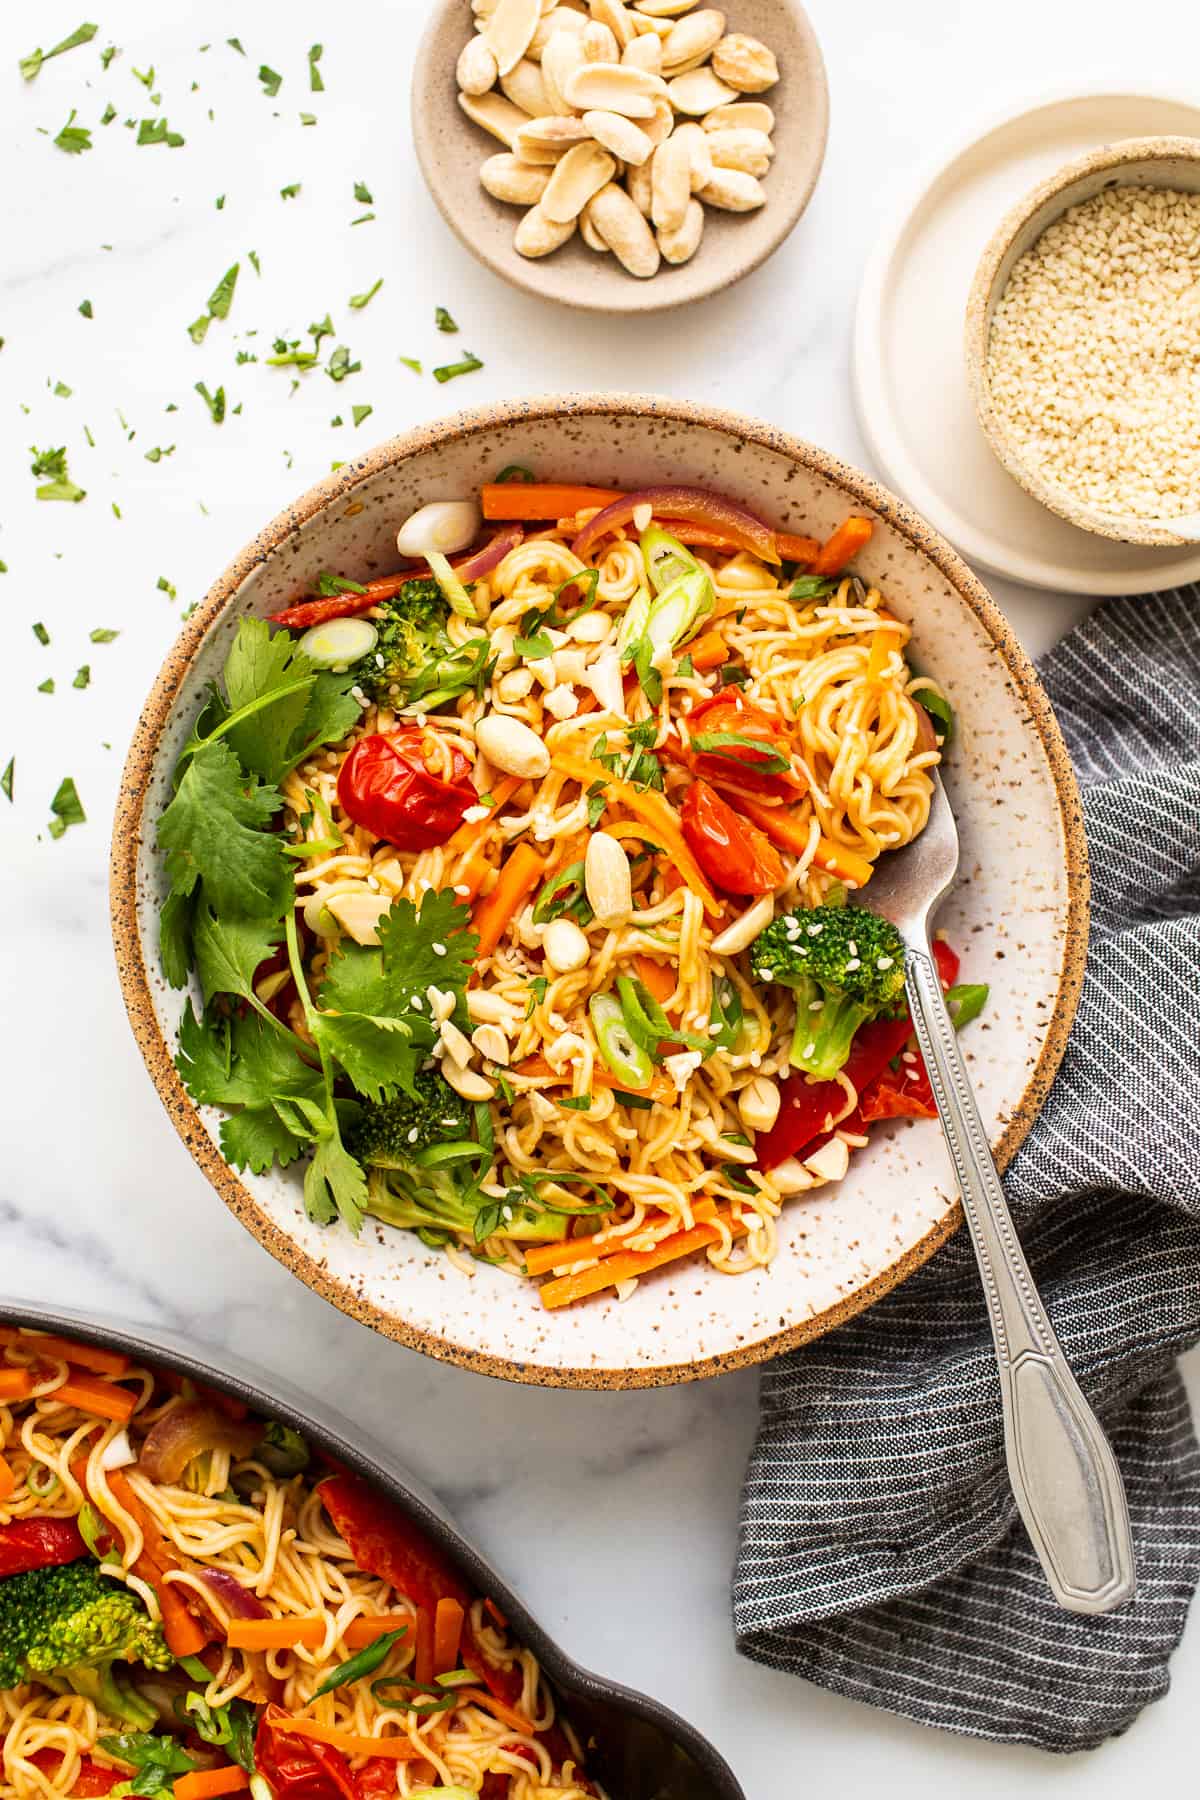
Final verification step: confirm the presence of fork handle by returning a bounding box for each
[903,945,1136,1615]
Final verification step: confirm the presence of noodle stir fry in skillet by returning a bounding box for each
[158,480,987,1308]
[0,1328,593,1799]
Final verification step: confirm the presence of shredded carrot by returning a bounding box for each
[0,1369,35,1402]
[734,796,875,889]
[432,1597,465,1676]
[226,1617,326,1651]
[813,516,873,576]
[49,1370,137,1424]
[448,775,522,853]
[633,955,677,1008]
[553,754,722,919]
[457,1688,536,1736]
[0,1454,15,1500]
[867,625,902,680]
[481,483,623,522]
[413,1606,434,1687]
[265,1719,420,1762]
[525,1198,720,1279]
[0,1329,129,1377]
[484,1598,509,1631]
[540,1208,749,1309]
[687,630,728,671]
[471,843,547,961]
[106,1470,210,1657]
[451,840,495,904]
[344,1615,414,1649]
[173,1769,250,1800]
[777,531,821,565]
[513,1055,675,1106]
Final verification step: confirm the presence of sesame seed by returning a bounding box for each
[877,956,894,969]
[807,923,823,936]
[407,1126,419,1143]
[845,956,861,971]
[432,942,446,956]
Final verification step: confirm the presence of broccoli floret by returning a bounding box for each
[750,904,907,1081]
[0,1559,171,1705]
[350,1070,566,1246]
[351,578,490,708]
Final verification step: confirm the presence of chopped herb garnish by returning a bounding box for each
[38,678,55,694]
[227,37,245,54]
[350,212,374,226]
[136,117,185,147]
[157,576,177,600]
[434,306,458,333]
[258,65,282,97]
[1,759,12,803]
[33,623,50,645]
[54,111,93,154]
[433,352,483,384]
[299,112,316,126]
[352,404,373,428]
[195,382,226,424]
[399,357,422,374]
[558,1095,592,1111]
[308,44,324,91]
[78,298,93,318]
[90,627,119,642]
[100,44,116,69]
[348,278,383,310]
[188,315,211,344]
[20,22,98,82]
[132,64,153,86]
[144,445,175,462]
[100,102,116,124]
[326,345,360,383]
[73,664,91,689]
[208,263,240,320]
[280,182,301,200]
[353,180,373,204]
[30,445,85,502]
[48,776,86,839]
[215,194,226,209]
[248,250,261,276]
[53,381,72,398]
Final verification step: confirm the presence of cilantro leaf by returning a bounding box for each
[434,307,458,334]
[193,906,282,1006]
[1,759,13,803]
[207,262,239,320]
[258,65,282,97]
[310,1011,417,1105]
[20,22,98,81]
[349,279,382,310]
[219,617,360,782]
[30,445,85,502]
[195,382,225,423]
[304,1129,368,1232]
[353,180,373,204]
[48,776,85,838]
[157,739,290,919]
[176,1005,322,1113]
[308,44,324,91]
[53,110,92,153]
[377,889,477,1015]
[222,1106,310,1175]
[159,890,194,988]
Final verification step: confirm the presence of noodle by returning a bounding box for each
[0,1340,595,1800]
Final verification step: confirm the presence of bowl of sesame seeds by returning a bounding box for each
[965,135,1200,546]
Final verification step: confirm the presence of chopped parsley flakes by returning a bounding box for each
[258,65,282,97]
[30,445,85,502]
[308,44,324,91]
[54,111,93,154]
[435,307,458,333]
[20,22,98,82]
[48,776,86,839]
[348,279,383,310]
[433,352,483,385]
[194,382,226,424]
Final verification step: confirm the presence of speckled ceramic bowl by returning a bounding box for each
[411,0,828,315]
[965,135,1200,546]
[111,395,1088,1389]
[0,1301,744,1800]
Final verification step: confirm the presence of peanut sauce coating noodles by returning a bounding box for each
[0,1330,595,1799]
[159,481,979,1310]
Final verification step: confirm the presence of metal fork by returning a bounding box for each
[859,774,1136,1614]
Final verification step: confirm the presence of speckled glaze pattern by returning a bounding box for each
[965,134,1200,546]
[110,396,1090,1389]
[411,0,829,316]
[0,1302,745,1800]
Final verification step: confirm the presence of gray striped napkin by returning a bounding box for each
[733,586,1200,1752]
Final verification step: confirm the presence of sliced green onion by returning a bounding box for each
[426,549,477,621]
[645,568,713,658]
[639,524,697,595]
[615,583,651,667]
[916,687,955,743]
[177,1655,212,1682]
[298,616,377,670]
[495,464,534,484]
[946,982,988,1029]
[78,1502,108,1557]
[589,993,653,1091]
[532,861,592,927]
[311,1627,407,1699]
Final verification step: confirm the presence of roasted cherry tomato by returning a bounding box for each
[0,1518,87,1578]
[255,1707,357,1800]
[685,690,798,798]
[29,1752,123,1797]
[680,780,785,897]
[336,730,476,853]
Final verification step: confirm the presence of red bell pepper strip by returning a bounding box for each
[0,1517,87,1578]
[255,1706,358,1800]
[755,941,959,1170]
[318,1475,520,1707]
[860,1058,937,1121]
[354,1761,398,1800]
[29,1752,123,1797]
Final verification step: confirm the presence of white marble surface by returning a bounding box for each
[2,0,1197,1792]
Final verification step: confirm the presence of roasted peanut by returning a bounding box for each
[583,19,620,58]
[650,132,691,233]
[660,6,725,70]
[666,65,738,113]
[671,119,713,190]
[541,141,618,222]
[581,107,655,166]
[711,31,778,91]
[697,165,765,210]
[480,151,553,203]
[705,125,773,175]
[499,56,552,113]
[657,196,704,264]
[458,35,500,95]
[586,181,661,275]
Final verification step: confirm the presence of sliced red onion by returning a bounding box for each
[139,1401,258,1485]
[453,526,524,584]
[571,486,778,566]
[197,1566,270,1621]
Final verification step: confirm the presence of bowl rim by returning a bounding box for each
[110,392,1091,1389]
[409,0,830,317]
[0,1298,746,1800]
[964,133,1200,547]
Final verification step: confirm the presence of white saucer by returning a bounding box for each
[853,85,1200,596]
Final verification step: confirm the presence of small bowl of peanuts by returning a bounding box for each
[412,0,829,313]
[965,135,1200,547]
